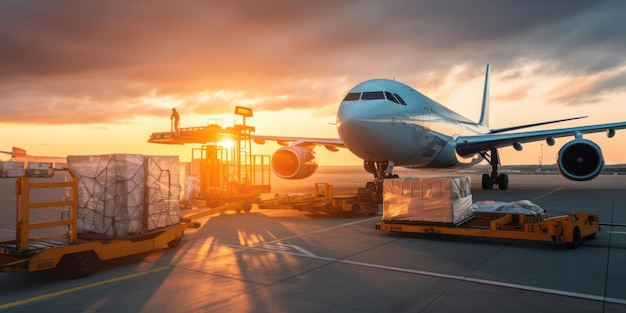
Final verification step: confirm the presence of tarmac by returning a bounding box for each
[0,169,625,313]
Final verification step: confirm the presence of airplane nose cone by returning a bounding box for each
[338,118,389,161]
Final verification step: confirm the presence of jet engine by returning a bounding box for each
[271,146,318,179]
[557,139,604,181]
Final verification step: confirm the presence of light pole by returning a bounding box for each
[539,144,543,171]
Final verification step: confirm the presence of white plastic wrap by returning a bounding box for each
[145,156,181,230]
[68,154,180,237]
[0,161,24,170]
[27,162,52,170]
[0,161,25,177]
[383,176,473,224]
[472,200,545,216]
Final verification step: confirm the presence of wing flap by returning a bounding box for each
[489,116,587,134]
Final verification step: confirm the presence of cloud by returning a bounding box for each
[547,66,626,105]
[1,0,625,124]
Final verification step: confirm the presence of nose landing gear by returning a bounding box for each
[364,160,398,180]
[362,160,399,203]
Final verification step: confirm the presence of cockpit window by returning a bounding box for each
[385,92,399,104]
[361,91,385,100]
[394,93,407,105]
[343,90,407,105]
[343,92,361,101]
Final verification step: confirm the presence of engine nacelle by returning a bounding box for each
[557,139,604,181]
[271,146,318,179]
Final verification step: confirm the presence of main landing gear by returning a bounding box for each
[480,148,509,190]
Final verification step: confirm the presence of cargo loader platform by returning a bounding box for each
[376,211,599,248]
[148,106,271,210]
[377,176,599,248]
[0,169,200,278]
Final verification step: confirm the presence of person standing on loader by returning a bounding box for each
[170,108,180,133]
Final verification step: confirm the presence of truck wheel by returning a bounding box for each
[566,226,581,249]
[62,252,98,278]
[351,204,361,216]
[167,237,182,248]
[243,201,252,213]
[583,233,597,240]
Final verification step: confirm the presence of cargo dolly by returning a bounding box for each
[260,183,379,215]
[0,169,199,278]
[376,211,599,249]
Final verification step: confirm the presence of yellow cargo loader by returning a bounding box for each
[376,211,599,249]
[0,169,199,278]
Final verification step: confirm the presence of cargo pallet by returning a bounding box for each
[376,211,599,248]
[0,169,199,278]
[260,183,379,215]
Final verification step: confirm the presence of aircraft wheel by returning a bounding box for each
[363,161,376,174]
[498,174,509,190]
[566,226,582,249]
[481,174,493,190]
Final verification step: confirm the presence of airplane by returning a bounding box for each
[253,64,626,191]
[0,147,66,165]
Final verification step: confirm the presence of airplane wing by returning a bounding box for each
[456,121,626,156]
[0,147,26,156]
[252,135,345,151]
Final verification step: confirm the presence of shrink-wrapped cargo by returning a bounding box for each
[383,176,473,224]
[26,162,53,177]
[145,155,181,230]
[68,154,180,237]
[0,161,25,177]
[472,200,545,216]
[0,161,24,170]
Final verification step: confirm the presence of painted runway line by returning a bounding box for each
[0,266,170,310]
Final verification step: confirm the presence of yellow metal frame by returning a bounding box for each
[377,212,599,247]
[15,168,78,251]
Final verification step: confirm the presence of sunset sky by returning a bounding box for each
[2,1,626,167]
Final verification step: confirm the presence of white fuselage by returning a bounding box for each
[336,79,488,169]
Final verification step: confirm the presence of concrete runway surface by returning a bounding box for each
[0,168,625,313]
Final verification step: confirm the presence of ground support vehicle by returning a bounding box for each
[149,106,270,212]
[260,183,379,215]
[376,211,599,248]
[0,169,199,278]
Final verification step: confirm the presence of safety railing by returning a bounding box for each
[15,168,78,251]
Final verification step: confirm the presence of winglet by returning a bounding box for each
[478,64,490,127]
